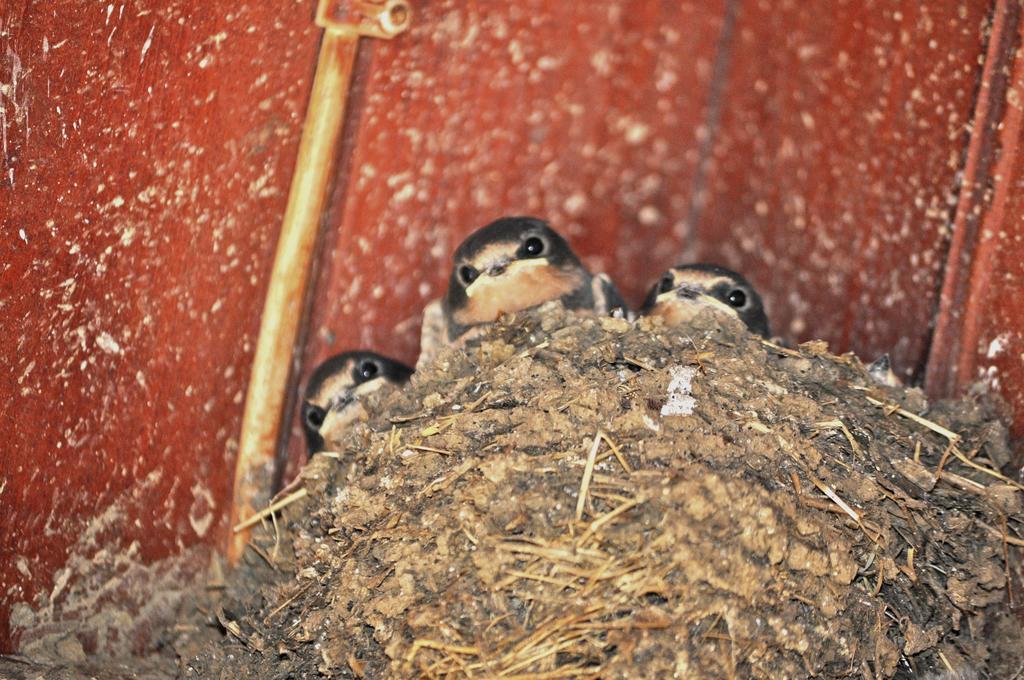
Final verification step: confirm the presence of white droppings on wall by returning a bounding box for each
[979,365,1001,391]
[986,333,1010,359]
[95,331,123,355]
[188,483,215,538]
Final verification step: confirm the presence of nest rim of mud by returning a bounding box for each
[206,305,1023,680]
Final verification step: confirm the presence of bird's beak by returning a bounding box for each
[656,284,701,304]
[657,287,739,319]
[318,380,384,445]
[485,257,513,277]
[465,257,550,298]
[327,390,355,417]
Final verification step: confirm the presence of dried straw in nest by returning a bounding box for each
[200,305,1023,679]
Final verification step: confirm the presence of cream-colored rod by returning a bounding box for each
[228,34,359,563]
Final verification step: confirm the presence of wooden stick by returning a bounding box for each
[228,34,361,562]
[229,1,411,562]
[575,434,602,521]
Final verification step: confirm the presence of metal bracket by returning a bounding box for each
[316,0,412,38]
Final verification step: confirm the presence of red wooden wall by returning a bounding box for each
[3,0,1023,656]
[1,0,320,652]
[694,1,992,383]
[927,1,1024,433]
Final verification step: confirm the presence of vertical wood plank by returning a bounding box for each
[927,0,1024,439]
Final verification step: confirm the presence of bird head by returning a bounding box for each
[301,351,413,456]
[640,263,770,337]
[443,217,589,335]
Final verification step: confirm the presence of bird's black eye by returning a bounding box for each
[727,289,747,308]
[305,404,326,429]
[520,236,545,258]
[459,265,479,286]
[356,360,379,381]
[658,274,675,294]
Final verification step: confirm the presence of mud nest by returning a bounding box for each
[187,305,1023,679]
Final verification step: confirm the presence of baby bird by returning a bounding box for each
[440,216,627,342]
[301,350,413,456]
[640,263,770,337]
